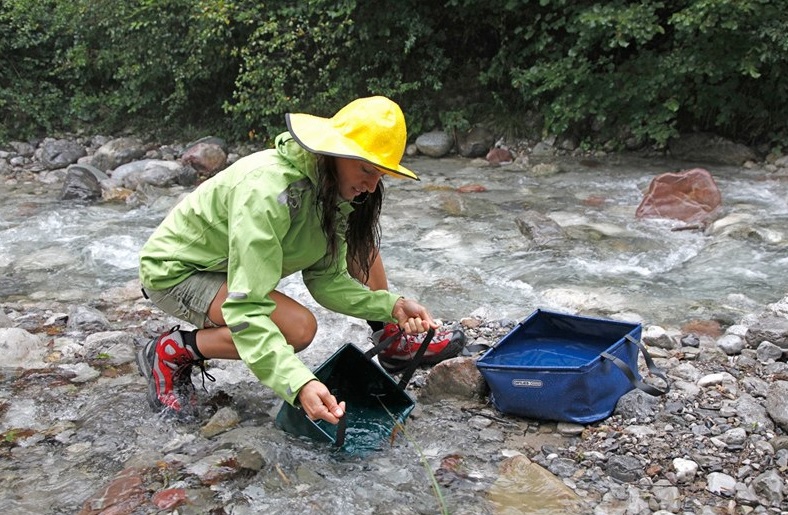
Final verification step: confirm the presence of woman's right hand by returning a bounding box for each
[297,379,346,424]
[391,297,440,334]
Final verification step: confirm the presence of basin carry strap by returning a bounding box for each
[397,328,435,389]
[600,334,670,396]
[364,327,436,387]
[364,329,401,360]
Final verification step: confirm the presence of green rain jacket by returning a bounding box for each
[139,133,401,405]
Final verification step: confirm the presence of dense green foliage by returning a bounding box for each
[1,0,786,150]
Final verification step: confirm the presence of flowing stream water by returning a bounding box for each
[3,154,787,325]
[1,153,787,513]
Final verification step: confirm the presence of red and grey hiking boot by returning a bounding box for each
[136,326,211,415]
[374,323,467,374]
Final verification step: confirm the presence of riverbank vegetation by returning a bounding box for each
[2,0,786,151]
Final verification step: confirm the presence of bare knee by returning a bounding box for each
[268,290,318,352]
[286,310,317,352]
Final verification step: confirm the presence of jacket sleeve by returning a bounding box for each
[302,239,401,323]
[221,177,316,406]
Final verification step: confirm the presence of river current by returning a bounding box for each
[3,154,784,328]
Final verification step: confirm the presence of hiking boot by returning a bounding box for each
[136,326,207,414]
[375,323,467,374]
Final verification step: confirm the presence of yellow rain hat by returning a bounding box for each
[286,96,419,180]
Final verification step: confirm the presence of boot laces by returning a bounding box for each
[172,359,215,393]
[194,361,216,392]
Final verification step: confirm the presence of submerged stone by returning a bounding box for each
[487,454,587,513]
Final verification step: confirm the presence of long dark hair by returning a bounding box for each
[315,156,383,282]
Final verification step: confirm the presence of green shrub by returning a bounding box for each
[65,0,242,136]
[0,0,76,139]
[224,0,450,143]
[1,0,786,150]
[486,0,788,148]
[1,0,243,141]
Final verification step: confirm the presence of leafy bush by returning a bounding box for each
[0,0,242,140]
[1,0,786,150]
[0,0,76,139]
[478,0,788,147]
[224,0,450,142]
[67,0,243,136]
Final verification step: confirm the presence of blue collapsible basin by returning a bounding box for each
[476,309,643,424]
[275,343,416,453]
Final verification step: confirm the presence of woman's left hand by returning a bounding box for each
[391,297,440,334]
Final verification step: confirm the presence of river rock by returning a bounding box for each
[706,212,784,243]
[0,309,13,328]
[59,362,101,383]
[66,305,111,332]
[91,137,146,172]
[765,381,788,431]
[615,389,661,420]
[37,138,87,170]
[757,341,784,362]
[186,136,228,152]
[488,454,587,512]
[706,471,737,496]
[486,147,513,165]
[752,469,785,506]
[529,162,561,176]
[9,141,36,157]
[531,140,555,156]
[606,454,643,482]
[418,356,487,402]
[456,127,494,158]
[668,133,758,165]
[746,315,788,348]
[653,484,682,512]
[643,325,678,349]
[78,467,148,515]
[0,327,45,367]
[635,168,722,225]
[200,407,241,438]
[181,141,227,178]
[60,164,106,201]
[111,159,197,189]
[514,210,565,248]
[82,331,137,365]
[415,131,453,157]
[730,393,775,432]
[716,333,745,355]
[767,297,788,318]
[673,458,698,482]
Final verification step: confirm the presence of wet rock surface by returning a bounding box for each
[1,294,787,514]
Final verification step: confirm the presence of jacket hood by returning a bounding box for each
[275,131,355,214]
[275,132,319,186]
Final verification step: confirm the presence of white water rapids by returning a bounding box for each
[2,154,786,330]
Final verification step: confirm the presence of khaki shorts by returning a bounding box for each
[143,272,226,328]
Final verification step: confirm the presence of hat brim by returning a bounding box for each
[286,113,419,180]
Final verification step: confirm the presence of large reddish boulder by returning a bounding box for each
[486,146,514,165]
[181,142,227,178]
[635,168,722,225]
